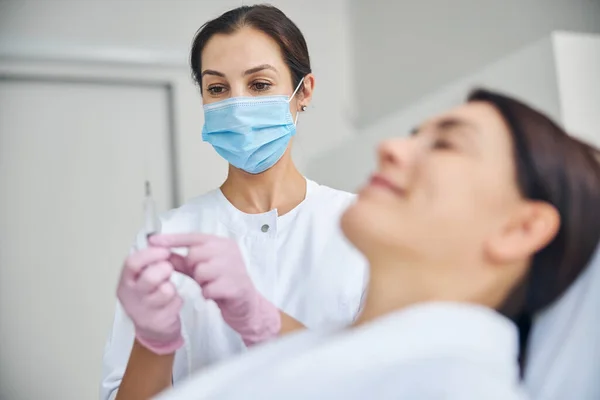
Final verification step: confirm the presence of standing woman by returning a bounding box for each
[100,5,367,400]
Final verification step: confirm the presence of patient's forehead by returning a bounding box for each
[418,102,513,153]
[437,102,507,132]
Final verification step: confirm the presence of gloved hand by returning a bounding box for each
[116,246,184,354]
[149,233,281,346]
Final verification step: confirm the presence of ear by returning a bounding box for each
[485,201,560,264]
[298,73,315,110]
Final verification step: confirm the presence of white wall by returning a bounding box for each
[307,36,562,192]
[349,0,600,125]
[0,0,356,199]
[553,32,600,148]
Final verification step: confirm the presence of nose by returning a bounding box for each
[229,84,245,98]
[377,137,417,171]
[222,78,249,98]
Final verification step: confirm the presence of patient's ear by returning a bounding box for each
[485,201,560,264]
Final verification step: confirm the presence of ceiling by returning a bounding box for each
[349,0,600,127]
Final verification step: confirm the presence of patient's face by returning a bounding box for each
[342,102,523,269]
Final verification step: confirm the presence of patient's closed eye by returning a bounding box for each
[432,138,454,150]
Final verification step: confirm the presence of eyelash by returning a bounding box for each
[432,138,454,150]
[206,85,226,95]
[206,81,272,96]
[251,81,272,92]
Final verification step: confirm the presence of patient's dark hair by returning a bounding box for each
[467,89,600,372]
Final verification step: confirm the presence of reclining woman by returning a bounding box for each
[155,88,600,399]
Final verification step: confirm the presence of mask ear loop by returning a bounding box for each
[288,77,305,126]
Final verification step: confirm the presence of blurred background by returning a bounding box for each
[0,0,598,398]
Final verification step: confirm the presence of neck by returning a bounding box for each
[220,151,306,215]
[353,258,420,326]
[353,255,515,327]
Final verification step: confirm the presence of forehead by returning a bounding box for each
[428,102,511,142]
[434,102,506,131]
[201,27,285,72]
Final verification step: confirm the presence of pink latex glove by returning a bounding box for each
[149,233,281,346]
[116,246,184,354]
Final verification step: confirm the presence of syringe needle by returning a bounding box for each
[143,180,161,239]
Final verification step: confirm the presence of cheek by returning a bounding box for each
[417,156,511,215]
[408,162,493,257]
[413,161,479,216]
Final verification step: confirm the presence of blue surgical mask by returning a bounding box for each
[201,78,304,174]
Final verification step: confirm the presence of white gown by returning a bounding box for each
[155,303,527,400]
[100,179,369,400]
[156,250,600,400]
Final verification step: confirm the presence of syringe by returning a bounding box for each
[144,180,162,238]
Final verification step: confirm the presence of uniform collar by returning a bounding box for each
[213,177,319,236]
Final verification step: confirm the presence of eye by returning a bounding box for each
[207,85,227,96]
[251,81,272,92]
[432,138,454,150]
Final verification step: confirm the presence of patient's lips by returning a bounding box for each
[365,173,406,197]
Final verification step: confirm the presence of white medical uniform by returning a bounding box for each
[100,179,368,400]
[155,303,527,400]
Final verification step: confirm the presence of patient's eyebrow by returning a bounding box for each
[410,116,477,137]
[435,116,478,134]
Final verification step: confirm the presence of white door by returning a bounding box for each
[0,74,174,399]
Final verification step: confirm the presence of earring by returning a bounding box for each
[301,105,307,111]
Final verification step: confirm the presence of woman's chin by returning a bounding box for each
[340,202,372,253]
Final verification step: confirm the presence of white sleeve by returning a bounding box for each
[99,230,147,400]
[99,301,135,400]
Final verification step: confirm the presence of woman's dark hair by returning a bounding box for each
[467,88,600,371]
[190,4,311,92]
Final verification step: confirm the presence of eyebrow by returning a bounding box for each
[435,117,477,134]
[243,64,277,76]
[201,69,225,78]
[412,116,477,136]
[200,64,278,79]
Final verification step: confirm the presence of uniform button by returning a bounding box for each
[261,224,270,233]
